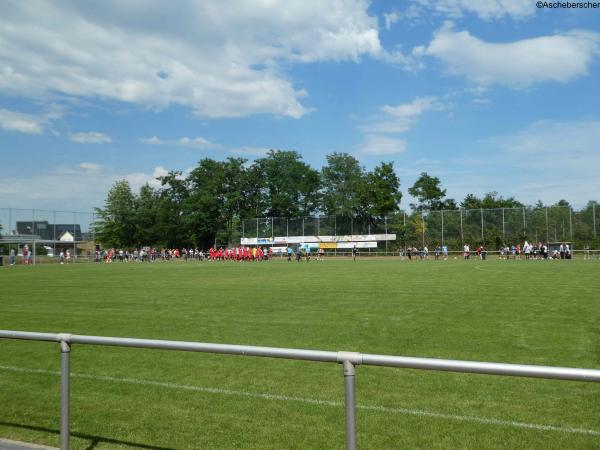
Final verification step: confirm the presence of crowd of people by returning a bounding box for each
[97,246,281,263]
[399,241,580,261]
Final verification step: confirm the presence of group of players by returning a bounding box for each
[209,246,273,261]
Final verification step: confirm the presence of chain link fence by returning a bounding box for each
[1,205,598,255]
[241,204,599,250]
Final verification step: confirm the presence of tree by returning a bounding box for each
[408,172,449,211]
[185,159,228,248]
[134,183,159,247]
[321,153,365,216]
[460,192,523,209]
[364,162,402,217]
[253,150,321,217]
[155,171,190,248]
[94,180,136,247]
[221,157,252,244]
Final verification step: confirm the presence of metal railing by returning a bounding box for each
[1,330,600,450]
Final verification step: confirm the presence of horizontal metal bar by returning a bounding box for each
[0,330,60,342]
[360,354,600,382]
[2,330,600,382]
[68,335,339,363]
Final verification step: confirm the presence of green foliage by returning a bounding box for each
[408,172,452,211]
[253,150,321,217]
[461,192,523,209]
[321,152,365,216]
[365,162,402,217]
[92,153,599,250]
[93,180,136,248]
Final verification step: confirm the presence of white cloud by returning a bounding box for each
[69,132,112,144]
[418,0,534,21]
[417,24,600,88]
[359,96,443,156]
[229,146,271,157]
[0,109,43,134]
[0,163,173,211]
[0,106,63,134]
[362,96,444,134]
[0,0,382,119]
[140,136,162,145]
[78,162,102,171]
[383,11,401,30]
[140,135,216,148]
[382,5,424,29]
[492,119,600,162]
[177,136,211,147]
[361,135,407,155]
[467,119,600,205]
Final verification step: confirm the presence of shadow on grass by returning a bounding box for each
[0,420,176,450]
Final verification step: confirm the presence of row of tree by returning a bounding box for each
[93,151,599,249]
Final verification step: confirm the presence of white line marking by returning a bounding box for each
[1,365,599,437]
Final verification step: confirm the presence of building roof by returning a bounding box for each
[15,221,82,240]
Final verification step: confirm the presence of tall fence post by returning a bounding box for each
[73,212,77,260]
[441,210,444,247]
[545,207,549,243]
[593,202,597,238]
[522,207,526,231]
[342,360,357,450]
[384,216,388,253]
[502,208,505,242]
[460,209,464,244]
[422,214,425,248]
[480,208,484,242]
[569,207,573,242]
[59,336,71,450]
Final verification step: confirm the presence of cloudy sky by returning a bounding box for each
[1,0,599,211]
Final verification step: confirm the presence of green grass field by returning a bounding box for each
[1,258,599,449]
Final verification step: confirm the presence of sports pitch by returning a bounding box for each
[0,258,599,449]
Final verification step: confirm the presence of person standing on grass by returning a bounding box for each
[9,248,15,266]
[463,243,470,260]
[352,245,358,261]
[287,246,292,262]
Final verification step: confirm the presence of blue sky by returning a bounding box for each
[1,0,599,212]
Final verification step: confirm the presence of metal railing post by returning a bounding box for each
[59,336,71,450]
[343,360,357,450]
